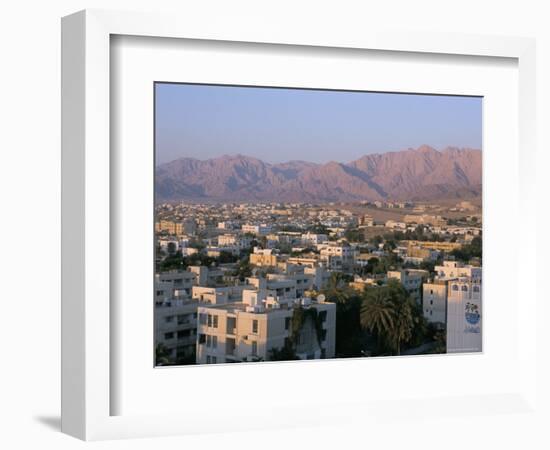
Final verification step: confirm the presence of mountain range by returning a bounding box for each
[155,145,482,202]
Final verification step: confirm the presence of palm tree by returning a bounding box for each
[360,288,394,338]
[387,299,414,355]
[361,281,417,355]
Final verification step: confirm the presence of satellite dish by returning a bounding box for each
[317,294,326,302]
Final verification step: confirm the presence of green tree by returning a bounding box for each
[344,228,365,243]
[321,281,364,357]
[360,289,394,337]
[155,343,172,366]
[166,242,177,255]
[268,342,299,361]
[360,280,416,355]
[387,298,414,355]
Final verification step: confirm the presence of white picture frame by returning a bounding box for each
[61,9,538,441]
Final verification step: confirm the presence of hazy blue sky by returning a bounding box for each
[155,83,482,165]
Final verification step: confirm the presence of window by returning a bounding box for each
[213,315,218,328]
[165,315,174,323]
[164,332,174,340]
[227,317,236,333]
[226,338,236,356]
[285,317,291,330]
[212,336,218,349]
[206,335,212,348]
[473,286,480,293]
[320,329,327,341]
[430,300,433,305]
[452,284,459,291]
[430,289,433,295]
[212,356,217,364]
[177,314,188,325]
[206,355,211,364]
[207,314,213,327]
[251,341,257,356]
[252,320,258,334]
[177,330,190,339]
[199,313,207,325]
[462,285,468,291]
[319,310,328,322]
[198,334,206,344]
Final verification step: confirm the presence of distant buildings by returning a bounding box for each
[242,223,272,236]
[301,232,328,246]
[155,200,482,363]
[404,214,446,227]
[156,218,197,236]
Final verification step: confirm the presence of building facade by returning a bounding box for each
[196,291,336,364]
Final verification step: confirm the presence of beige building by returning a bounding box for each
[403,214,447,227]
[196,291,336,364]
[405,240,462,253]
[156,219,197,236]
[250,248,278,267]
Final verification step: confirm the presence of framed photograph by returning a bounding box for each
[62,9,537,441]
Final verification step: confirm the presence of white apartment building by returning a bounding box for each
[191,285,254,305]
[217,233,252,249]
[385,220,407,230]
[301,232,329,246]
[446,277,482,353]
[319,243,356,270]
[196,291,336,364]
[246,273,314,299]
[435,261,482,280]
[422,280,448,325]
[387,269,429,304]
[304,266,331,291]
[156,270,197,300]
[241,223,272,236]
[155,298,199,362]
[188,265,225,287]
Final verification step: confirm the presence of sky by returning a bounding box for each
[155,82,482,165]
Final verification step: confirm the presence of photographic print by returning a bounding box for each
[154,83,482,366]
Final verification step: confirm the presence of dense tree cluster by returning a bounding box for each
[319,278,431,357]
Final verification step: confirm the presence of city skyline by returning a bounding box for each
[155,83,482,165]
